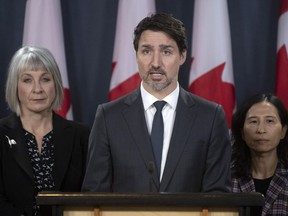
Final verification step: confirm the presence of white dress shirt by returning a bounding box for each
[140,82,179,181]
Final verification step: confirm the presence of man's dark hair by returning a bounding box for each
[133,12,188,53]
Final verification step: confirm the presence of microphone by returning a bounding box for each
[148,161,155,192]
[148,161,155,174]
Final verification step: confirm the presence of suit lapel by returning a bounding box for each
[52,113,74,189]
[1,114,34,180]
[160,88,196,191]
[262,165,288,215]
[122,89,160,189]
[239,176,256,192]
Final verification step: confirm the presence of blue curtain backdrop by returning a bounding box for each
[0,0,280,127]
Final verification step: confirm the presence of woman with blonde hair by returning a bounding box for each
[0,46,89,216]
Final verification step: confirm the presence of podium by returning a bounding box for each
[36,192,264,216]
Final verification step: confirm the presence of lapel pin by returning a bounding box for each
[5,136,17,148]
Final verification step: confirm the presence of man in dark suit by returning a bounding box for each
[82,12,231,192]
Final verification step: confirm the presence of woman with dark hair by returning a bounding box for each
[231,93,288,215]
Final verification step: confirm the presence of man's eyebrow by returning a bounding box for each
[140,44,152,48]
[139,44,174,48]
[159,44,174,49]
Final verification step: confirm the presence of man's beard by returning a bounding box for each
[142,68,172,92]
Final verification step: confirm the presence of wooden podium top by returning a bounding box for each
[36,192,264,207]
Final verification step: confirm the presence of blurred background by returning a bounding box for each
[0,0,282,128]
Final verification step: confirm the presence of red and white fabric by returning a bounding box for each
[275,0,288,108]
[23,0,73,119]
[109,0,156,100]
[189,0,235,127]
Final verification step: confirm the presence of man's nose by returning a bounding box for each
[151,53,161,68]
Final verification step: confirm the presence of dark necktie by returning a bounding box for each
[151,101,166,177]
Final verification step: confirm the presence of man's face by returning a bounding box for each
[136,30,186,97]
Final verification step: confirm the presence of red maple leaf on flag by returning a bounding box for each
[189,0,235,128]
[55,88,72,118]
[275,45,288,108]
[109,61,141,100]
[109,0,155,101]
[275,0,288,108]
[189,62,235,127]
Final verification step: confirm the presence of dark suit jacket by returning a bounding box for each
[0,113,89,216]
[82,87,231,193]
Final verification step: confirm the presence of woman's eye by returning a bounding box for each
[42,77,51,82]
[23,78,32,83]
[247,120,257,124]
[266,119,275,124]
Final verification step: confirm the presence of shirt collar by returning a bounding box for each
[140,82,179,111]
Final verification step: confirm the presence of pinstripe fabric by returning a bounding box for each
[232,162,288,215]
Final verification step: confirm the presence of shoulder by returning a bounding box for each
[276,161,288,176]
[179,87,221,110]
[67,120,90,133]
[53,113,90,133]
[0,113,21,131]
[231,172,250,193]
[99,88,141,111]
[0,113,17,125]
[231,177,241,192]
[179,88,225,120]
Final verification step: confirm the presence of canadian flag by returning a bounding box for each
[189,0,235,127]
[23,0,73,119]
[275,0,288,108]
[109,0,156,100]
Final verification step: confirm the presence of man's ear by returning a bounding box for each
[180,50,187,66]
